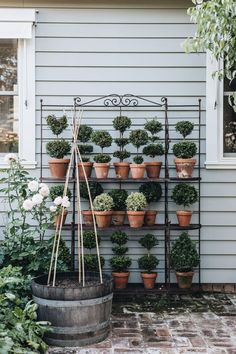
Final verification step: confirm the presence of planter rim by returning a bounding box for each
[94,163,110,166]
[94,211,113,215]
[78,161,93,165]
[130,164,145,168]
[141,272,157,278]
[49,159,70,164]
[127,211,145,215]
[176,271,194,276]
[113,162,130,166]
[82,210,93,215]
[176,210,193,215]
[112,271,129,277]
[174,158,196,163]
[144,161,162,165]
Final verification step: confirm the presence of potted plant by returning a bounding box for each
[170,231,199,289]
[138,234,159,289]
[143,119,164,178]
[83,231,105,271]
[173,121,197,178]
[49,185,72,227]
[139,182,162,226]
[113,116,131,179]
[110,231,132,289]
[171,183,198,226]
[80,181,103,225]
[77,124,93,179]
[91,130,112,179]
[129,129,149,179]
[108,189,128,226]
[126,192,147,228]
[93,193,114,228]
[46,114,71,178]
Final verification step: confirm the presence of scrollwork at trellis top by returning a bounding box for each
[74,94,167,108]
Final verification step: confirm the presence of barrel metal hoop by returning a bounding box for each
[33,293,113,308]
[51,319,110,335]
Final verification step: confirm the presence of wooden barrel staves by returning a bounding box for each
[32,272,113,347]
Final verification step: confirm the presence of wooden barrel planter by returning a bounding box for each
[32,272,113,347]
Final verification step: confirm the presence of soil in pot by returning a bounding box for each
[112,272,129,289]
[144,162,162,179]
[94,163,110,179]
[82,210,94,226]
[145,210,157,226]
[32,272,113,347]
[176,271,194,289]
[127,211,145,228]
[130,164,146,179]
[78,162,93,179]
[141,272,157,290]
[174,159,196,178]
[113,162,130,179]
[49,159,70,179]
[176,210,193,227]
[112,211,126,226]
[94,211,113,228]
[54,210,68,227]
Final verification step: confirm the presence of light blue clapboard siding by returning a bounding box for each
[0,0,235,283]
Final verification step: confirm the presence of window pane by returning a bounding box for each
[224,95,236,155]
[0,39,17,92]
[0,96,18,153]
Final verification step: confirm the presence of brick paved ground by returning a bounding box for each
[48,293,236,354]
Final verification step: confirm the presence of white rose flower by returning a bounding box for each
[4,153,17,165]
[32,193,43,205]
[50,205,57,213]
[23,199,34,211]
[61,196,70,208]
[28,180,39,192]
[39,183,47,188]
[54,196,63,206]
[39,185,50,197]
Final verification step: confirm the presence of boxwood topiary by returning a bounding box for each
[113,150,130,162]
[170,231,199,272]
[143,143,164,158]
[138,255,159,273]
[50,185,72,201]
[133,155,144,164]
[84,255,105,271]
[139,233,159,251]
[129,129,149,164]
[93,193,114,211]
[173,141,197,159]
[80,181,103,201]
[139,182,162,203]
[78,124,93,143]
[175,121,194,138]
[110,255,131,272]
[113,117,131,162]
[83,231,101,250]
[91,130,112,150]
[112,245,128,255]
[78,144,93,162]
[46,115,68,136]
[93,154,111,163]
[171,183,198,207]
[112,116,131,133]
[46,139,71,159]
[126,192,147,211]
[108,189,128,211]
[110,231,131,272]
[144,119,163,136]
[111,231,128,245]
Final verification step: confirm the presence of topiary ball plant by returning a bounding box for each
[78,124,93,143]
[91,130,113,178]
[139,182,162,204]
[77,124,93,167]
[46,115,68,137]
[83,231,101,250]
[129,129,149,164]
[173,141,197,159]
[93,193,114,211]
[80,181,103,201]
[126,192,147,212]
[46,140,71,159]
[138,255,159,274]
[175,121,194,138]
[108,189,128,211]
[171,184,198,208]
[144,119,163,141]
[50,185,72,201]
[143,144,164,158]
[113,116,132,133]
[84,255,105,272]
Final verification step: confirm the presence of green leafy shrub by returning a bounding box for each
[171,184,198,207]
[175,121,194,138]
[126,192,147,211]
[111,231,128,245]
[129,129,148,163]
[139,182,162,203]
[80,181,103,201]
[0,266,31,302]
[50,185,71,201]
[110,231,131,272]
[111,245,128,255]
[139,233,159,250]
[78,124,93,143]
[46,115,68,136]
[93,154,111,163]
[133,155,144,164]
[93,193,114,211]
[113,116,131,133]
[84,255,105,272]
[113,116,131,162]
[173,141,197,159]
[114,138,129,148]
[110,256,131,272]
[83,231,100,249]
[138,234,159,273]
[46,139,71,159]
[170,232,199,272]
[78,144,93,162]
[143,143,164,158]
[113,150,130,162]
[91,130,112,163]
[144,119,162,137]
[108,189,128,211]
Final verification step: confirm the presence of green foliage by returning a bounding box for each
[46,115,68,136]
[112,245,128,255]
[143,143,164,158]
[138,254,159,273]
[80,181,103,201]
[144,119,163,136]
[108,189,128,211]
[139,234,159,251]
[126,192,147,211]
[139,182,162,203]
[50,185,71,201]
[84,255,105,271]
[110,256,132,272]
[78,144,93,155]
[93,193,114,211]
[113,150,130,162]
[129,129,149,149]
[0,266,31,303]
[112,116,132,133]
[133,155,144,164]
[111,231,128,245]
[173,141,197,159]
[91,130,112,150]
[171,184,198,208]
[170,232,199,272]
[83,231,101,250]
[175,121,194,138]
[46,139,71,159]
[77,124,93,143]
[93,154,111,163]
[114,138,129,148]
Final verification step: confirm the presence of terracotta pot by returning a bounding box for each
[77,162,93,179]
[127,211,145,228]
[94,163,110,179]
[145,210,157,226]
[176,210,193,227]
[144,162,162,179]
[174,158,196,178]
[94,211,112,228]
[141,272,157,289]
[112,272,129,289]
[48,159,70,179]
[54,210,68,227]
[112,211,126,226]
[176,271,194,289]
[82,210,94,226]
[114,162,130,179]
[130,164,146,179]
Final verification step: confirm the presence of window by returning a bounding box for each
[0,9,36,168]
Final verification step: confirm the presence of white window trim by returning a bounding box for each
[205,51,236,169]
[0,9,36,169]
